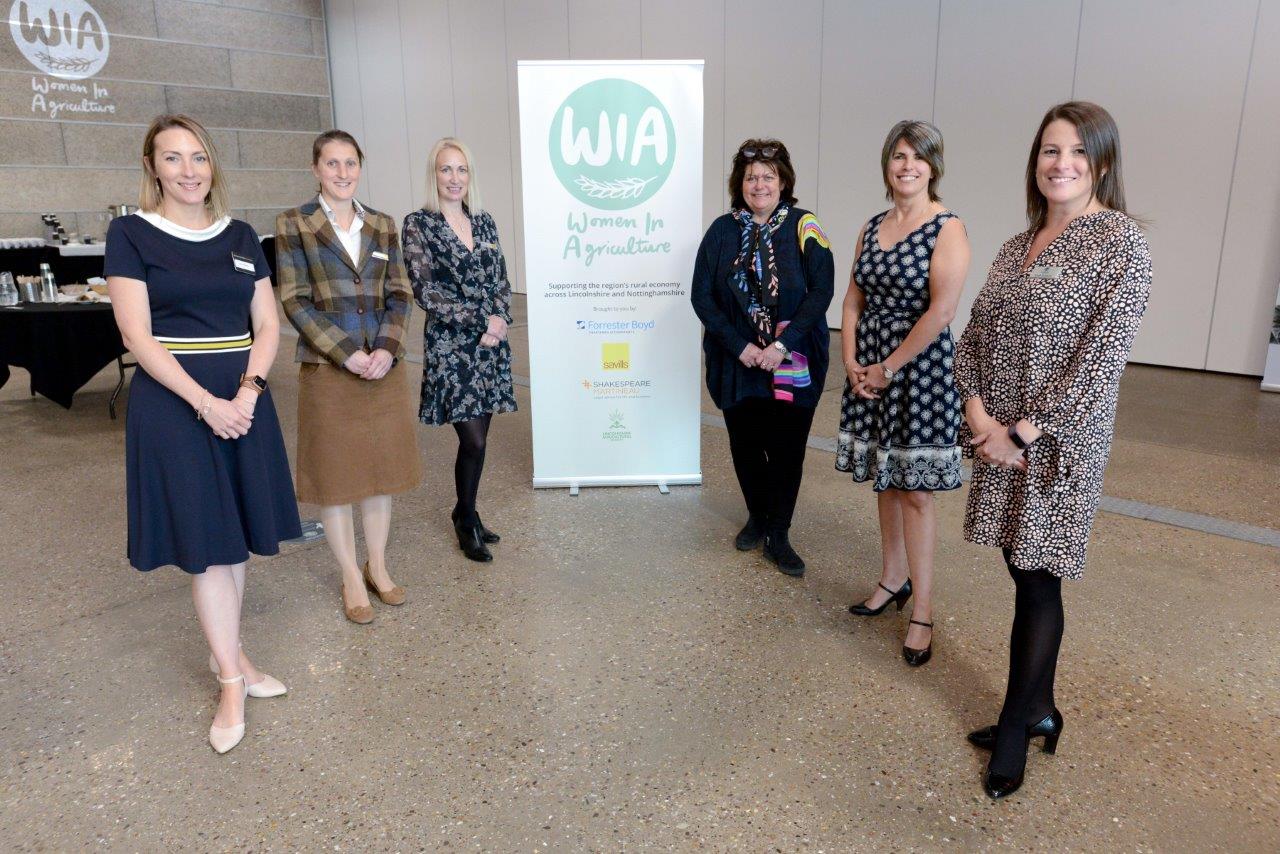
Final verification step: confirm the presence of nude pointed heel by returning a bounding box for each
[209,644,287,698]
[209,673,247,754]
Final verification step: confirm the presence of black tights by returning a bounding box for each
[990,550,1064,777]
[452,415,491,526]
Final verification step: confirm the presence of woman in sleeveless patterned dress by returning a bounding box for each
[835,121,969,667]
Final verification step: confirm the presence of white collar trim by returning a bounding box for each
[135,210,231,241]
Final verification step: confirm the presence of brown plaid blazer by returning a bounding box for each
[275,198,413,366]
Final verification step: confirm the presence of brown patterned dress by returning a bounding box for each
[953,210,1151,579]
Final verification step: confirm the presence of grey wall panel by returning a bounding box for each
[322,0,366,144]
[448,0,517,290]
[504,0,570,292]
[816,0,940,330]
[1074,0,1256,369]
[568,0,641,58]
[351,0,415,222]
[1208,0,1277,375]
[397,0,454,221]
[641,0,726,231]
[933,0,1078,334]
[723,0,823,210]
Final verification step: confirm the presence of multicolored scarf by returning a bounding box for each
[730,205,789,346]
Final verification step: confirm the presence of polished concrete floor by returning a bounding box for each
[2,297,1278,850]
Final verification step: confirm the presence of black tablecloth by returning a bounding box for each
[0,302,126,409]
[0,246,105,283]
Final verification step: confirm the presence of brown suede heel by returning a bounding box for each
[363,561,406,606]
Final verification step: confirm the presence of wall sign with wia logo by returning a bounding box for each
[519,60,704,490]
[9,0,110,79]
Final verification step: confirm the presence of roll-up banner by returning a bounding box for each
[1263,282,1280,393]
[517,60,704,489]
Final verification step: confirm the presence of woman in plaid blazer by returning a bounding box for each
[275,130,423,625]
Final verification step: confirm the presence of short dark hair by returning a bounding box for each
[1025,101,1126,231]
[728,138,798,210]
[880,120,944,202]
[311,129,365,166]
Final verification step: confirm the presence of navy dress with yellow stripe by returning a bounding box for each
[105,213,301,573]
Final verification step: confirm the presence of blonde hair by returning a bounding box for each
[138,114,230,219]
[423,137,482,213]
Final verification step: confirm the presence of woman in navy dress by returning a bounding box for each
[106,115,301,754]
[835,121,969,667]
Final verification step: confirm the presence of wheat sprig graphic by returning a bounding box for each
[36,52,95,73]
[574,175,656,200]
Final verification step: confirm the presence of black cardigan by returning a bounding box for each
[690,208,835,410]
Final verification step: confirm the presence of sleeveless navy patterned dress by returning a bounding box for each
[835,210,962,492]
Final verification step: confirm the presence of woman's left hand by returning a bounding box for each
[360,348,394,380]
[232,390,258,420]
[486,315,508,342]
[970,424,1028,471]
[758,345,785,372]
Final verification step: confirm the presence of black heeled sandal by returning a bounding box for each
[848,579,912,616]
[902,619,933,667]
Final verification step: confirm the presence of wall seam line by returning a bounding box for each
[814,0,825,208]
[394,0,413,211]
[1070,0,1084,97]
[503,0,520,280]
[1204,0,1263,371]
[447,0,458,132]
[930,0,941,121]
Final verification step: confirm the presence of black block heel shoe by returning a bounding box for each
[967,709,1063,753]
[453,509,500,544]
[902,618,933,667]
[454,520,493,562]
[848,579,912,616]
[982,765,1025,800]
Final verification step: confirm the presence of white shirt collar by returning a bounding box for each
[318,194,366,227]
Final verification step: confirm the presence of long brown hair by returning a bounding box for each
[138,114,230,219]
[1025,101,1126,231]
[728,138,798,210]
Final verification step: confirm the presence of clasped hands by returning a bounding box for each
[738,342,786,371]
[845,360,892,400]
[203,388,258,440]
[480,315,508,348]
[968,414,1028,472]
[343,347,395,380]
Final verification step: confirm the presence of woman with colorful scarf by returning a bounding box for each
[690,139,834,576]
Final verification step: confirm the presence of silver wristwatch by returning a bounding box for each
[772,340,789,357]
[881,364,896,381]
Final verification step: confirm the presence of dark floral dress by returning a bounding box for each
[835,210,962,492]
[401,208,517,424]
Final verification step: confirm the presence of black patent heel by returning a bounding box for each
[848,579,912,616]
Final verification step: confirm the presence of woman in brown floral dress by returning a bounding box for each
[402,138,517,563]
[953,102,1151,799]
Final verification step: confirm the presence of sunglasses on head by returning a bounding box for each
[739,145,778,160]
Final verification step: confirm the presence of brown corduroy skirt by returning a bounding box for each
[295,360,423,506]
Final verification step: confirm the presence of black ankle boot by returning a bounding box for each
[454,518,493,562]
[763,531,805,577]
[734,515,765,551]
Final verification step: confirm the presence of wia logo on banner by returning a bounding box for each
[9,1,110,79]
[550,78,675,211]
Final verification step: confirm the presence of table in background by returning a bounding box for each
[0,302,131,417]
[0,244,105,284]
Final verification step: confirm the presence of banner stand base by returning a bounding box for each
[534,475,702,493]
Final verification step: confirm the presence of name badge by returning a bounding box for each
[371,250,389,261]
[1029,265,1064,280]
[231,253,256,274]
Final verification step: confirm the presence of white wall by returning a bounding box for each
[325,0,1280,376]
